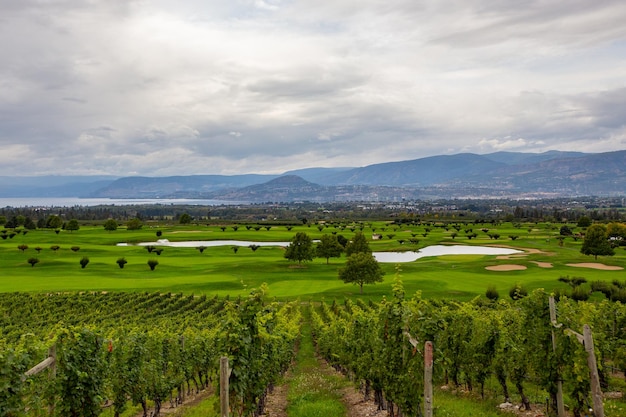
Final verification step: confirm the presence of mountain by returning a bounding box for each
[1,150,624,200]
[320,153,507,186]
[91,174,278,198]
[281,167,353,184]
[482,150,587,165]
[0,176,118,197]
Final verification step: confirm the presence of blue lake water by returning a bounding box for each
[0,197,244,207]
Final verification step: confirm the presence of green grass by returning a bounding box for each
[434,390,510,417]
[1,222,624,301]
[286,307,347,417]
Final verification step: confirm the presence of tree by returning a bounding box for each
[104,219,118,232]
[577,216,592,228]
[24,217,37,230]
[65,219,80,232]
[27,257,39,267]
[345,232,371,256]
[179,213,192,224]
[17,244,28,252]
[79,257,90,269]
[284,232,314,265]
[338,252,384,294]
[509,283,528,300]
[116,258,127,269]
[485,285,499,301]
[581,224,614,260]
[46,215,63,229]
[126,218,143,230]
[606,222,626,244]
[316,234,344,264]
[147,259,159,271]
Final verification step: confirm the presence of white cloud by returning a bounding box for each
[0,0,624,175]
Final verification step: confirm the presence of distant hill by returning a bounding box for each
[0,176,118,197]
[482,150,587,165]
[1,151,624,200]
[91,174,278,198]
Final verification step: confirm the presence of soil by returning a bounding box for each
[531,261,553,268]
[485,264,528,271]
[566,263,624,270]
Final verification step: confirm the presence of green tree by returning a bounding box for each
[147,259,159,271]
[24,217,37,230]
[345,232,371,256]
[103,219,118,232]
[581,224,614,260]
[338,252,384,294]
[316,234,344,264]
[179,213,192,224]
[80,257,90,269]
[46,215,63,229]
[284,232,314,265]
[577,216,592,228]
[116,258,127,269]
[606,222,626,243]
[65,219,80,232]
[126,218,143,230]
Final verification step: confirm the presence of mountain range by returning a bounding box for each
[1,150,625,201]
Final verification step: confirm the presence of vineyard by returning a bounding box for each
[0,288,300,417]
[2,283,626,417]
[310,278,626,417]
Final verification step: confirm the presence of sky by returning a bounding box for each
[1,0,625,177]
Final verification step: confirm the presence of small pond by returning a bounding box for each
[373,245,522,263]
[118,240,522,263]
[117,239,291,247]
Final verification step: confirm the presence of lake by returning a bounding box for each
[373,245,522,262]
[0,197,245,207]
[118,240,522,262]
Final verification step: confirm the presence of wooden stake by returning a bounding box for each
[549,296,566,417]
[220,356,230,417]
[424,341,433,417]
[583,325,604,417]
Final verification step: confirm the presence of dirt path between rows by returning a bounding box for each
[261,360,381,417]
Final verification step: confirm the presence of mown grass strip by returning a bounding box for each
[287,306,346,417]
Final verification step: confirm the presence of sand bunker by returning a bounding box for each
[531,261,553,268]
[485,264,528,271]
[566,263,624,271]
[495,246,550,260]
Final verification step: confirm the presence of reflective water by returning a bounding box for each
[118,240,522,263]
[373,245,521,263]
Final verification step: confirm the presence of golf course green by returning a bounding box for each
[1,220,624,301]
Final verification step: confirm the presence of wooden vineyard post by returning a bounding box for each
[583,325,604,417]
[549,296,566,417]
[220,356,230,417]
[24,344,57,415]
[424,341,433,417]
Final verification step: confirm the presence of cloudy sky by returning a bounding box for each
[1,0,625,176]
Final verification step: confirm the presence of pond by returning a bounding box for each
[118,240,522,263]
[116,239,292,247]
[373,245,522,263]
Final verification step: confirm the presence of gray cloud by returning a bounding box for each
[0,0,625,176]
